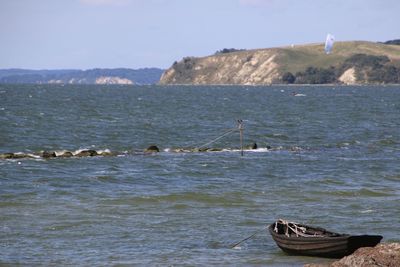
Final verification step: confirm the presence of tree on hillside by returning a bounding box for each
[384,39,400,45]
[294,66,336,84]
[282,72,296,84]
[339,54,399,84]
[342,54,389,69]
[214,48,246,55]
[368,65,400,83]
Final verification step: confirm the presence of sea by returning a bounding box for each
[1,84,399,266]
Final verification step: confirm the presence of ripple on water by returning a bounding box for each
[327,188,396,197]
[100,191,255,208]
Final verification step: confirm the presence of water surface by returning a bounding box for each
[1,84,399,266]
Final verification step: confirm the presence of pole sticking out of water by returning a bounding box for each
[238,119,244,156]
[297,117,302,161]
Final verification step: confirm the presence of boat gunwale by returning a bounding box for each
[268,223,349,241]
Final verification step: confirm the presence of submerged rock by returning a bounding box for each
[0,153,16,159]
[205,148,223,152]
[0,152,37,159]
[171,148,188,153]
[97,150,113,156]
[1,149,114,159]
[58,151,73,157]
[75,150,98,157]
[41,151,57,158]
[305,242,400,267]
[13,153,35,159]
[144,145,160,153]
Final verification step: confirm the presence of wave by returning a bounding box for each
[101,191,252,207]
[0,148,115,160]
[331,188,395,197]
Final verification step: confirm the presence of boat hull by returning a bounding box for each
[269,223,382,258]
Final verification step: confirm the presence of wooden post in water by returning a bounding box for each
[238,120,244,156]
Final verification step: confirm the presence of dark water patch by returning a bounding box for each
[376,138,398,146]
[207,240,226,249]
[331,188,395,197]
[236,220,263,227]
[100,191,254,207]
[318,177,347,185]
[0,201,34,208]
[170,203,191,209]
[264,133,290,140]
[384,174,400,182]
[43,220,105,231]
[333,140,361,148]
[89,175,119,183]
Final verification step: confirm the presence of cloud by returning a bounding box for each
[79,0,132,7]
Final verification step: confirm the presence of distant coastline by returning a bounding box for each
[0,68,164,85]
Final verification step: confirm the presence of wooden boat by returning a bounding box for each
[269,219,382,258]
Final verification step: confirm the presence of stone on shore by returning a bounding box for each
[305,243,400,267]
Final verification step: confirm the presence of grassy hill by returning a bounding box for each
[159,41,400,85]
[276,41,400,73]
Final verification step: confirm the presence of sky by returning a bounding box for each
[0,0,399,70]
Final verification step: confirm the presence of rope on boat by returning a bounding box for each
[229,226,268,249]
[274,219,322,238]
[230,218,325,249]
